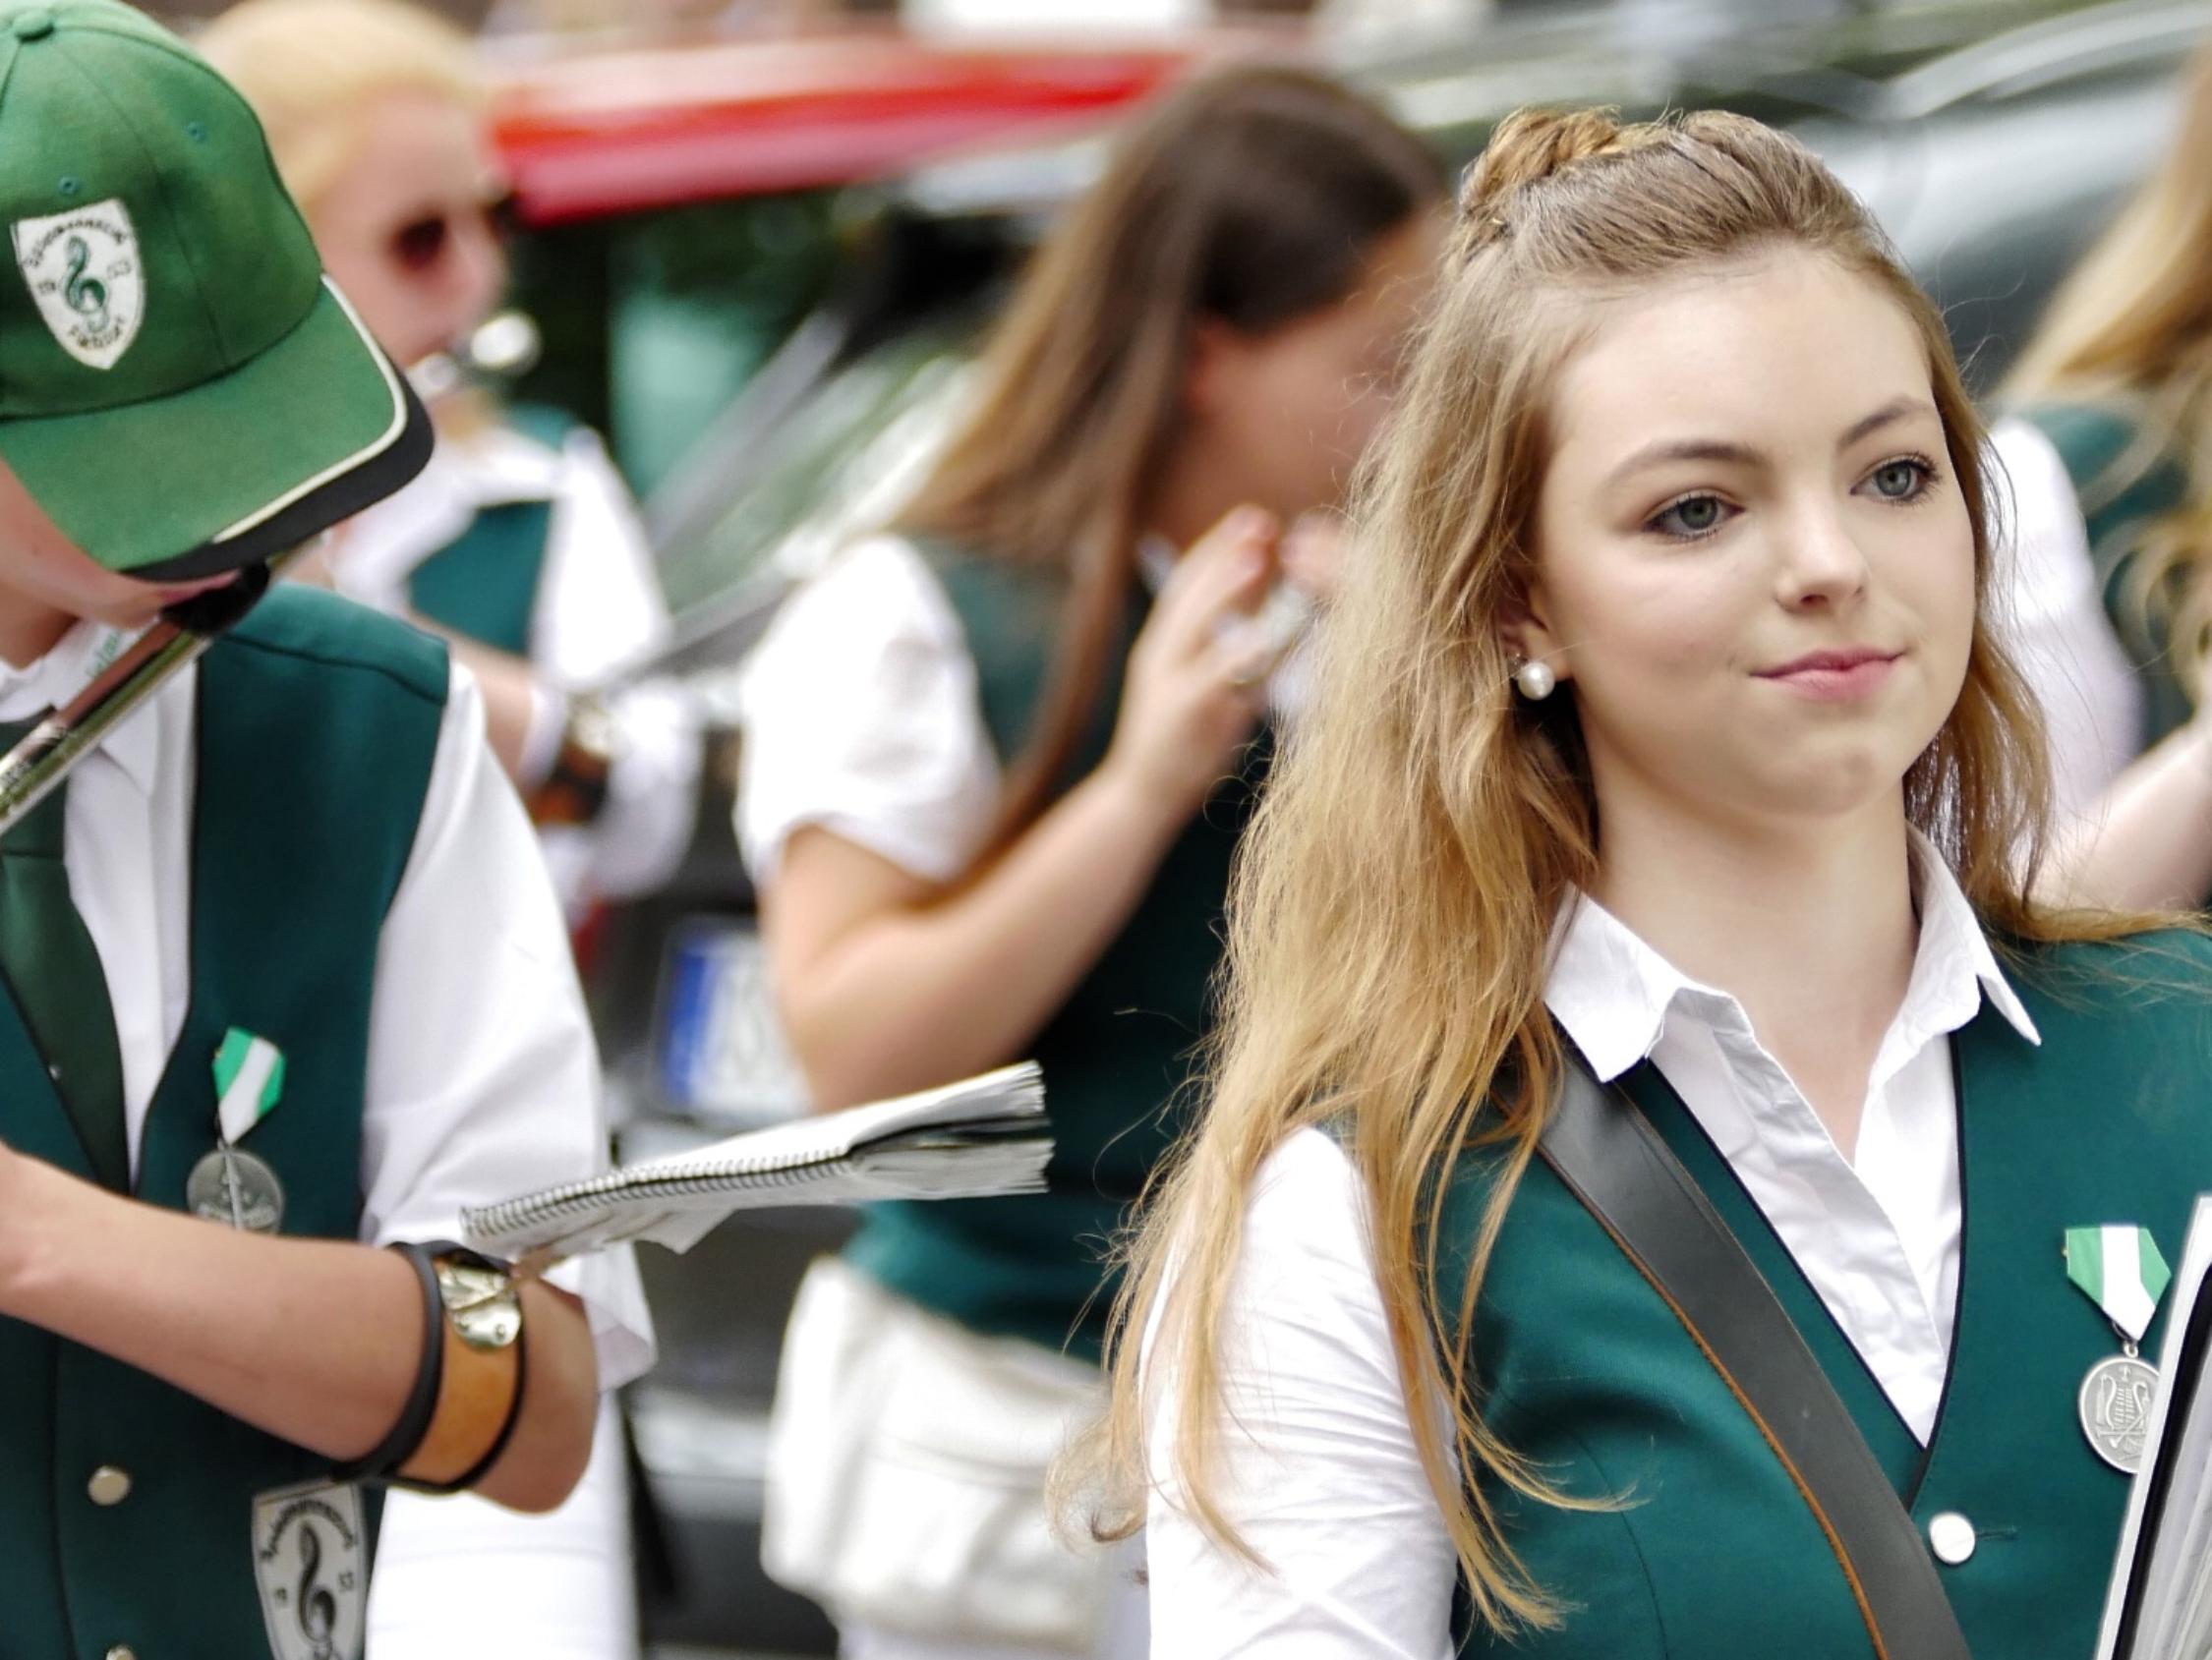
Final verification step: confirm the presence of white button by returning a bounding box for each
[86,1465,132,1507]
[106,1647,136,1660]
[1928,1511,1976,1565]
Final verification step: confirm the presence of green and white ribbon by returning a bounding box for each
[212,1028,285,1148]
[2065,1224,2173,1345]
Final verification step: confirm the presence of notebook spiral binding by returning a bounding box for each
[465,1151,847,1236]
[461,1061,1052,1260]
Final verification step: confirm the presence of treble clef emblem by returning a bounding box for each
[63,236,108,326]
[297,1522,339,1660]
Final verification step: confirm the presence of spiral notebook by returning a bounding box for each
[2097,1193,2212,1660]
[463,1062,1050,1265]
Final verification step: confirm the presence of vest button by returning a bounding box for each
[87,1465,132,1507]
[1928,1511,1976,1565]
[104,1648,136,1660]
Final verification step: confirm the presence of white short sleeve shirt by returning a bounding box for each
[735,531,1315,890]
[1986,415,2144,824]
[332,419,701,913]
[735,534,1003,887]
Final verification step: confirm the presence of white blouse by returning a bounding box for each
[1986,415,2144,825]
[332,418,701,914]
[735,532,1312,889]
[1141,837,2037,1657]
[736,534,1003,887]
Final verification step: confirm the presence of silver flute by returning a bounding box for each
[0,544,308,839]
[406,311,540,405]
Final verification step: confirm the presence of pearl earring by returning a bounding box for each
[1513,658,1557,702]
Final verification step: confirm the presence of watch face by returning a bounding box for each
[568,698,619,763]
[436,1259,523,1351]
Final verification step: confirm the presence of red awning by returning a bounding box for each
[490,31,1238,224]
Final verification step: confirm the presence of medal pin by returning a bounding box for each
[186,1029,288,1234]
[2065,1225,2173,1474]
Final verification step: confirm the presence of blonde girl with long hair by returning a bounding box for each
[199,3,684,1656]
[202,0,699,926]
[1992,35,2212,912]
[1082,107,2212,1657]
[737,65,1442,1660]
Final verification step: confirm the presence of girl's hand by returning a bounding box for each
[1103,505,1278,819]
[1280,511,1346,603]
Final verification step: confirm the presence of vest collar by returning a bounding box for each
[335,424,563,599]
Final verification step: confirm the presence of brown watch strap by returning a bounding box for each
[395,1301,525,1489]
[526,697,615,827]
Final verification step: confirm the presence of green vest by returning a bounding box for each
[843,543,1267,1362]
[2017,402,2193,751]
[1430,932,2212,1658]
[0,588,447,1660]
[404,406,573,658]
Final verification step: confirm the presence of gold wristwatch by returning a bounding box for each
[435,1250,523,1351]
[527,694,617,827]
[395,1246,526,1490]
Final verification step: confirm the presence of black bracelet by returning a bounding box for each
[330,1240,445,1482]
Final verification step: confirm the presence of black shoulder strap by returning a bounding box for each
[1539,1059,1973,1660]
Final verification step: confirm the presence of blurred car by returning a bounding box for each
[480,2,2207,1652]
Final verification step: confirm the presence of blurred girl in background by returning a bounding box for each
[738,64,1443,1660]
[1995,38,2212,910]
[200,3,691,1655]
[204,0,699,928]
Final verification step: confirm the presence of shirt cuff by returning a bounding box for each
[545,1247,658,1392]
[518,683,570,790]
[376,1224,658,1394]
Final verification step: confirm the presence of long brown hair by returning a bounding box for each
[2005,35,2212,700]
[1073,107,2155,1634]
[895,64,1443,839]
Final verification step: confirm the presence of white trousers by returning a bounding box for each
[367,1394,636,1660]
[839,1537,1150,1660]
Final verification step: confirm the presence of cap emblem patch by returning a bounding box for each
[12,199,145,371]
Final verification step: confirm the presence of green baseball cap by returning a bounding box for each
[0,0,432,580]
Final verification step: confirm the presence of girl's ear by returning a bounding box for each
[1183,316,1246,424]
[1499,580,1571,683]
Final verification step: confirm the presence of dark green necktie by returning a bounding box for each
[0,719,129,1191]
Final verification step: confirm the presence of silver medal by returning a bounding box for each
[186,1146,286,1233]
[2078,1350,2161,1473]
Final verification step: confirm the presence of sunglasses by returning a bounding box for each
[388,192,520,275]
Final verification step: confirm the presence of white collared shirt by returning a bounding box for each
[1545,832,2038,1439]
[331,418,700,915]
[1987,415,2144,825]
[0,618,654,1389]
[1141,839,2035,1657]
[736,532,1311,888]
